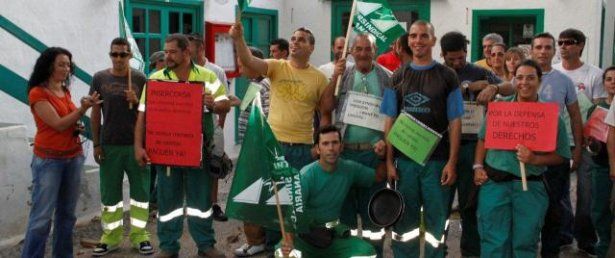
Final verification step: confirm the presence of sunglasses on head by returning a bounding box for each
[109,52,130,58]
[557,39,578,46]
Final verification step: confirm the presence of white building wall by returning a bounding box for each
[430,0,603,66]
[603,0,615,67]
[0,1,119,162]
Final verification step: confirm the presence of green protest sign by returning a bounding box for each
[387,112,442,166]
[353,0,406,53]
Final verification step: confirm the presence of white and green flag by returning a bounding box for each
[238,0,253,12]
[353,0,405,52]
[119,0,145,71]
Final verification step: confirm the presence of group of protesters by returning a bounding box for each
[20,17,615,258]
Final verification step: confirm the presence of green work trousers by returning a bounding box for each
[391,158,449,258]
[155,165,214,253]
[99,145,150,247]
[477,179,547,258]
[450,141,480,256]
[340,149,385,257]
[591,164,612,258]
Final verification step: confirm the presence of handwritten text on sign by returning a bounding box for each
[387,112,442,166]
[462,102,485,135]
[340,91,385,131]
[484,102,559,152]
[146,80,203,167]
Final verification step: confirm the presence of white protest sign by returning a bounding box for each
[462,101,485,135]
[340,91,385,131]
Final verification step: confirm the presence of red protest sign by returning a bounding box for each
[145,80,203,167]
[484,102,559,152]
[584,106,609,143]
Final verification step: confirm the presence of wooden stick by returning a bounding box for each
[128,67,133,109]
[334,0,357,97]
[166,166,170,177]
[272,180,289,258]
[519,161,528,191]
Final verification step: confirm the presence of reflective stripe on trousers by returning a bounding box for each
[158,207,213,222]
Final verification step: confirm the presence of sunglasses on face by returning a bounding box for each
[109,52,130,58]
[557,39,578,46]
[491,52,504,57]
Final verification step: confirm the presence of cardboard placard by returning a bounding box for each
[584,106,609,143]
[462,101,485,135]
[340,91,385,131]
[484,102,559,152]
[387,112,442,165]
[145,80,203,167]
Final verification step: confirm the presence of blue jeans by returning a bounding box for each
[22,154,84,258]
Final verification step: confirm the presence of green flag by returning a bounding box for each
[353,0,405,53]
[119,0,145,71]
[239,82,262,112]
[238,0,253,11]
[226,96,305,232]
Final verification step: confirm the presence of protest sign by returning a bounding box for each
[462,101,485,137]
[584,106,609,143]
[387,112,442,165]
[145,80,203,167]
[484,102,559,152]
[340,91,385,131]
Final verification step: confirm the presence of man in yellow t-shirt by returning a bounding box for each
[229,23,329,252]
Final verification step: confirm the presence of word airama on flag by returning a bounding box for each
[226,96,306,233]
[353,0,406,52]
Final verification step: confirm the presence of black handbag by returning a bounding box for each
[299,227,334,249]
[209,152,233,179]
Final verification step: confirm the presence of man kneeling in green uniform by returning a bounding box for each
[277,125,387,258]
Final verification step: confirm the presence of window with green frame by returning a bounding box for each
[125,0,204,73]
[471,9,544,62]
[234,6,278,144]
[331,0,430,54]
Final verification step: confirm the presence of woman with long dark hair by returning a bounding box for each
[22,47,99,258]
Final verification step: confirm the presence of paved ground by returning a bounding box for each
[0,173,596,258]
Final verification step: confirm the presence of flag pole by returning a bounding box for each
[334,0,357,96]
[519,161,528,191]
[272,180,289,258]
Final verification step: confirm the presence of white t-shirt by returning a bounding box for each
[318,62,335,80]
[553,62,606,101]
[606,101,615,126]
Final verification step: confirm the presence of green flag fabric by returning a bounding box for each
[226,97,305,232]
[119,0,145,71]
[353,0,406,53]
[238,0,253,11]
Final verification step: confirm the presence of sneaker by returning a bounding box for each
[198,247,226,258]
[92,243,119,256]
[234,243,266,257]
[155,250,178,258]
[138,241,155,255]
[212,204,228,222]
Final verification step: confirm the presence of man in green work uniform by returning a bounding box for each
[322,33,389,256]
[134,34,230,258]
[90,37,153,256]
[380,21,463,258]
[278,125,387,258]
